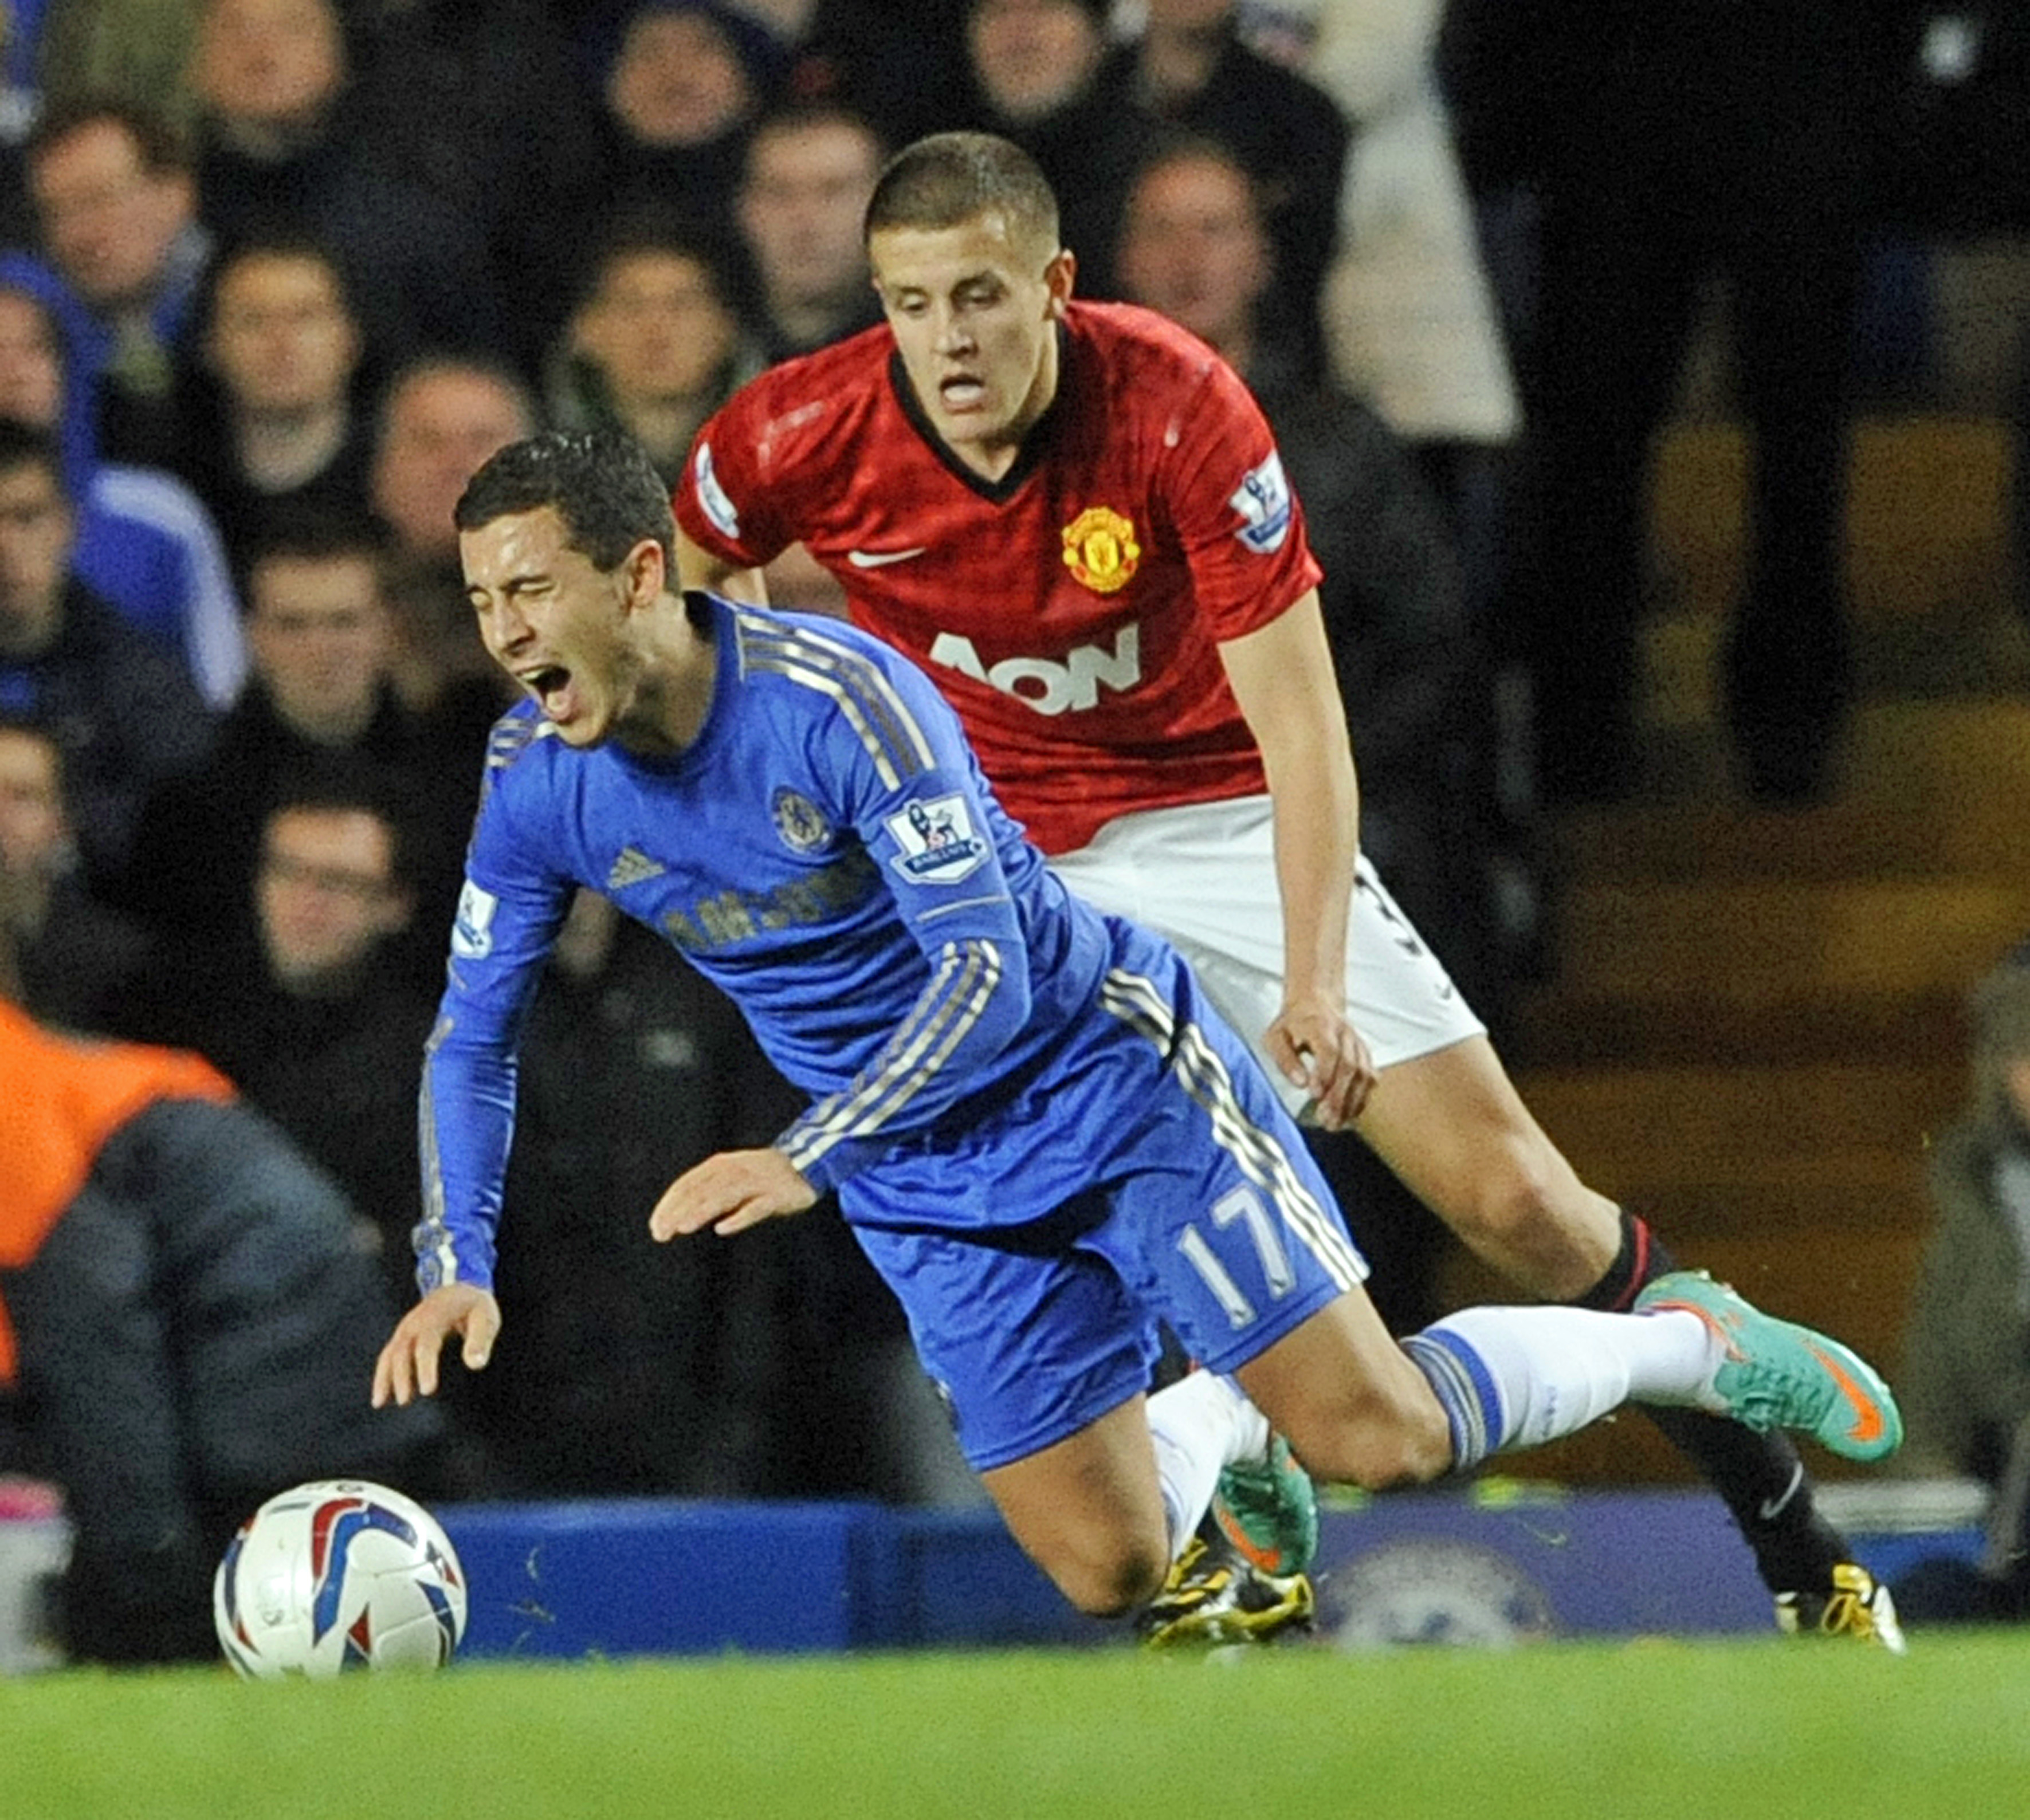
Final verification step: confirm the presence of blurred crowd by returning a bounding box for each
[0,0,2024,1648]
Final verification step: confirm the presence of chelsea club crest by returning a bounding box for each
[771,787,832,852]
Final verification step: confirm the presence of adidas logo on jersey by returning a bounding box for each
[607,847,667,889]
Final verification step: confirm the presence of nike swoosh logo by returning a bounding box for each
[1807,1341,1886,1448]
[1213,1505,1288,1576]
[846,546,928,569]
[1757,1462,1805,1523]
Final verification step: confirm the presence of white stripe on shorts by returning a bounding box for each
[1100,966,1365,1292]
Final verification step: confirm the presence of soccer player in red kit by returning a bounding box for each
[673,130,1901,1646]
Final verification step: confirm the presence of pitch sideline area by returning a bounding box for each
[10,1633,2029,1818]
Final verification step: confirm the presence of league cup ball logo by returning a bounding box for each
[1061,506,1140,595]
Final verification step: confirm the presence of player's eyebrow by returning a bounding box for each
[884,268,1002,301]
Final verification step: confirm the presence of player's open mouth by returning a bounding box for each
[940,375,986,411]
[523,665,575,718]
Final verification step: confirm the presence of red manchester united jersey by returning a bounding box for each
[676,300,1322,854]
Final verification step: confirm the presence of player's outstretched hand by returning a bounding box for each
[650,1147,818,1240]
[372,1283,500,1407]
[1265,997,1376,1129]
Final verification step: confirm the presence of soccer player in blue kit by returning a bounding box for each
[372,431,1903,1642]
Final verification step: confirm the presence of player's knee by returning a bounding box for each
[1436,1138,1616,1301]
[1447,1137,1565,1243]
[1043,1531,1171,1618]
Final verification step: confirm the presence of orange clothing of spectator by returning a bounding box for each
[0,999,234,1384]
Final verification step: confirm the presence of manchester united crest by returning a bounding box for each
[1061,506,1140,595]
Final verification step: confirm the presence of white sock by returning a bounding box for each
[1145,1371,1271,1560]
[1407,1304,1719,1467]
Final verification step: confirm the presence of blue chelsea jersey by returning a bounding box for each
[417,596,1115,1292]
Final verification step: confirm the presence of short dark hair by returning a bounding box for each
[243,508,387,577]
[374,352,536,457]
[454,430,674,572]
[264,755,423,894]
[26,96,193,176]
[745,100,886,187]
[863,131,1059,257]
[571,207,744,319]
[1126,128,1263,218]
[0,418,68,496]
[206,229,362,329]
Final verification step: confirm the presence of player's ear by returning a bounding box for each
[1045,247,1076,317]
[622,535,666,612]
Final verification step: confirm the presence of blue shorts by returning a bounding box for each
[848,922,1369,1472]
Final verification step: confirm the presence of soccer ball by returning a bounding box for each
[213,1479,468,1679]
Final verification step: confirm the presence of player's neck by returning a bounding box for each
[950,431,1026,485]
[620,592,718,758]
[1206,318,1255,378]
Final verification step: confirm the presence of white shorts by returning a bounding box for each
[1047,795,1485,1111]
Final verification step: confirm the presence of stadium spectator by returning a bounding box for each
[186,0,509,371]
[0,274,245,706]
[127,765,439,1315]
[735,0,967,149]
[733,102,886,363]
[673,131,1902,1644]
[11,100,213,470]
[587,0,786,251]
[0,418,214,894]
[0,910,445,1665]
[118,512,477,977]
[338,0,603,377]
[545,213,767,488]
[947,0,1141,297]
[1891,948,2030,1624]
[0,712,155,1034]
[1101,0,1349,379]
[174,233,377,582]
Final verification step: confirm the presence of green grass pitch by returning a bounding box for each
[10,1633,2030,1819]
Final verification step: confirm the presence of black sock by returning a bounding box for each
[1577,1210,1851,1597]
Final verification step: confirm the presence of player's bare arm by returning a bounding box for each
[371,1282,500,1407]
[674,521,769,606]
[1217,590,1373,1128]
[650,1146,819,1240]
